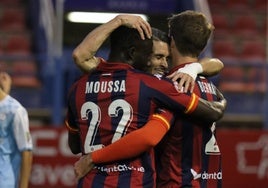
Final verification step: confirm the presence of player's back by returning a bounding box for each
[67,60,196,188]
[156,72,222,188]
[193,76,222,188]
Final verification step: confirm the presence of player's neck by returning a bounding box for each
[171,55,198,68]
[0,89,7,101]
[170,46,197,67]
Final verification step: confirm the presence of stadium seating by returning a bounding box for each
[0,1,41,106]
[211,0,267,119]
[238,40,266,64]
[5,34,32,55]
[254,0,267,13]
[212,13,230,38]
[226,0,251,12]
[11,60,41,88]
[212,39,239,63]
[0,7,26,31]
[231,15,260,39]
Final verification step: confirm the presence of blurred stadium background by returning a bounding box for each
[0,0,267,187]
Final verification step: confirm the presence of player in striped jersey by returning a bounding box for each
[0,72,33,188]
[66,15,226,188]
[154,11,223,188]
[71,12,225,188]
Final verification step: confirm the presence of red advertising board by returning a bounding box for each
[218,130,268,188]
[29,127,78,188]
[29,127,268,188]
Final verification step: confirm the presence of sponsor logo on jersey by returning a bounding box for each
[191,169,222,180]
[95,164,145,173]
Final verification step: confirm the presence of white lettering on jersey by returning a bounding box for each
[85,80,126,93]
[197,81,216,95]
[191,169,222,180]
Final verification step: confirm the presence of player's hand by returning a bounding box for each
[167,71,195,93]
[0,72,12,94]
[215,88,227,111]
[167,62,203,93]
[117,15,152,40]
[74,153,95,181]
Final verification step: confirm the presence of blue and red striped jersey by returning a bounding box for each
[66,60,199,188]
[156,63,222,188]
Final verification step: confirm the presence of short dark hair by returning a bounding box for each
[108,26,153,69]
[168,10,214,57]
[152,27,170,45]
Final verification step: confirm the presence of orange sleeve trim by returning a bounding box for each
[65,120,79,134]
[185,93,199,114]
[151,114,170,130]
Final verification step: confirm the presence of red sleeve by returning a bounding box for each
[91,109,174,164]
[185,93,199,114]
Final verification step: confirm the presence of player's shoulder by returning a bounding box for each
[9,96,25,109]
[4,95,21,106]
[68,74,87,90]
[2,95,25,113]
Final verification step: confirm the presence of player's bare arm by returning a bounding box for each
[72,14,152,73]
[19,150,33,188]
[192,88,227,122]
[199,57,224,76]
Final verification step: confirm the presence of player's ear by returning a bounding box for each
[170,37,176,48]
[127,46,136,60]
